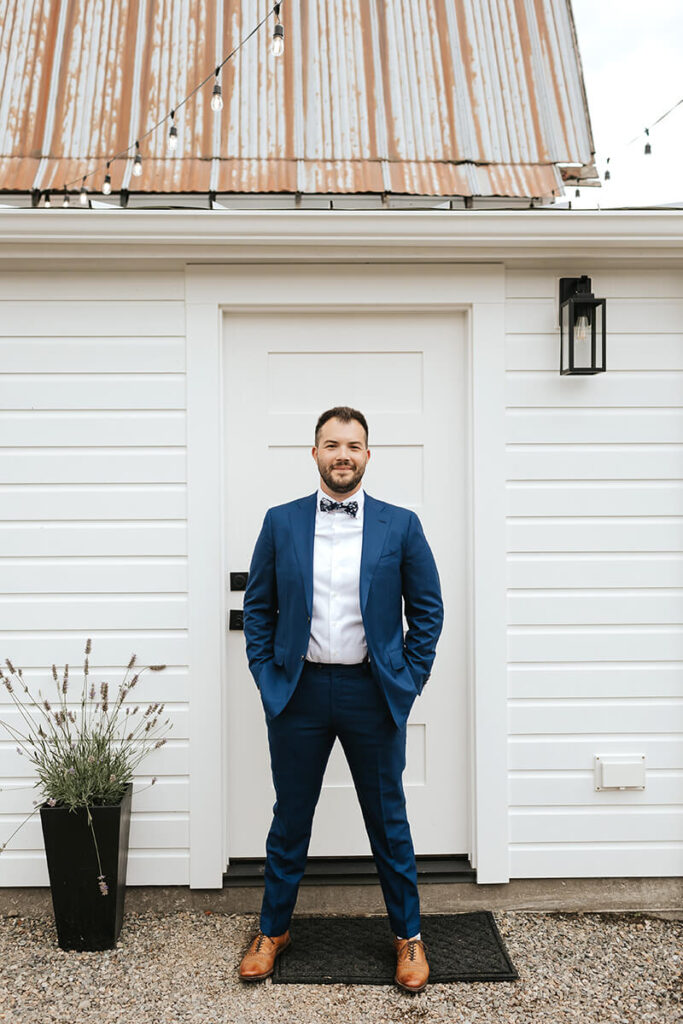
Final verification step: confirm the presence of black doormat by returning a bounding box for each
[272,912,519,984]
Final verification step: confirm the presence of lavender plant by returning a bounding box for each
[0,638,170,896]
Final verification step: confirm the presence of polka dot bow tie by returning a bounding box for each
[319,497,358,517]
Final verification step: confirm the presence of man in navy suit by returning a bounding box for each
[238,406,443,992]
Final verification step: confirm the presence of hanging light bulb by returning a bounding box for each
[644,128,651,155]
[604,157,610,182]
[102,162,112,195]
[132,140,142,177]
[272,3,284,56]
[79,177,88,206]
[44,192,51,208]
[62,189,70,208]
[211,71,223,111]
[168,110,178,150]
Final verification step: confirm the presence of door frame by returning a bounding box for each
[185,262,508,886]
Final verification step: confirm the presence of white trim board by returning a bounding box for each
[1,210,682,266]
[185,263,508,887]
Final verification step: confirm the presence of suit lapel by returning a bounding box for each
[360,493,391,613]
[290,492,317,613]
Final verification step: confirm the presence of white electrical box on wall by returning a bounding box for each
[594,755,646,791]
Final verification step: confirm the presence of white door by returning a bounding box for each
[223,305,469,858]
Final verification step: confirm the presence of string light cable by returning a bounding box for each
[50,0,285,205]
[601,95,683,181]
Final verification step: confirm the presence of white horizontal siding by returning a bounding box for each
[1,777,188,813]
[510,592,683,624]
[0,302,181,336]
[508,844,682,878]
[0,337,185,372]
[0,740,189,779]
[0,450,185,482]
[0,486,186,521]
[508,486,683,515]
[510,522,682,551]
[7,813,190,851]
[508,700,682,733]
[0,705,187,738]
[0,524,186,556]
[0,666,189,700]
[0,560,187,592]
[0,270,189,886]
[0,850,191,887]
[509,663,683,698]
[505,266,683,880]
[509,771,682,805]
[3,377,185,408]
[0,413,185,446]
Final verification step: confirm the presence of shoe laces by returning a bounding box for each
[253,932,274,953]
[403,938,427,962]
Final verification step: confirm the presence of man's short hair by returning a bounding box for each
[315,406,369,447]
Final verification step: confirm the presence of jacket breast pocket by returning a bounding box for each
[379,547,400,561]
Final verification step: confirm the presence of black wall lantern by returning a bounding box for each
[559,276,606,375]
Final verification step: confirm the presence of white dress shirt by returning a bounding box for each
[306,485,367,664]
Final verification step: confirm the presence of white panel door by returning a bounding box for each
[223,306,469,857]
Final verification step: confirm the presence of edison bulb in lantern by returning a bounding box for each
[574,315,590,343]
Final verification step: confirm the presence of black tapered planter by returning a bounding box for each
[39,782,133,951]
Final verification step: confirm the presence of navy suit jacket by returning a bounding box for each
[243,492,444,728]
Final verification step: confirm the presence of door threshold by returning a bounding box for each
[223,855,475,887]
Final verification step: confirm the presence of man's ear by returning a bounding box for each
[311,446,318,460]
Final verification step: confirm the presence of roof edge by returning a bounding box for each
[0,209,681,264]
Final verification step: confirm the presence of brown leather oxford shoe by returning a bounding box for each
[393,936,429,993]
[238,929,291,981]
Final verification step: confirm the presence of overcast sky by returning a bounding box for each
[567,0,683,208]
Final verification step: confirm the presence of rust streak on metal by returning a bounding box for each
[376,1,398,162]
[434,0,459,161]
[534,0,569,153]
[454,0,484,159]
[512,0,546,161]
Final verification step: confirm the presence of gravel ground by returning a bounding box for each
[0,909,680,1024]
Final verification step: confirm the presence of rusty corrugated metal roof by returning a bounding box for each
[0,0,597,200]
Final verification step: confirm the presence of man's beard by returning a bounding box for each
[318,461,365,495]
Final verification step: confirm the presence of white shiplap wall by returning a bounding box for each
[0,271,189,885]
[505,266,683,878]
[1,258,681,887]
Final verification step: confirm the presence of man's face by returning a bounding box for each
[312,417,370,498]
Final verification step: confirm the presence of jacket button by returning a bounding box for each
[300,655,305,660]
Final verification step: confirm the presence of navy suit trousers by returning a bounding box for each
[259,660,421,939]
